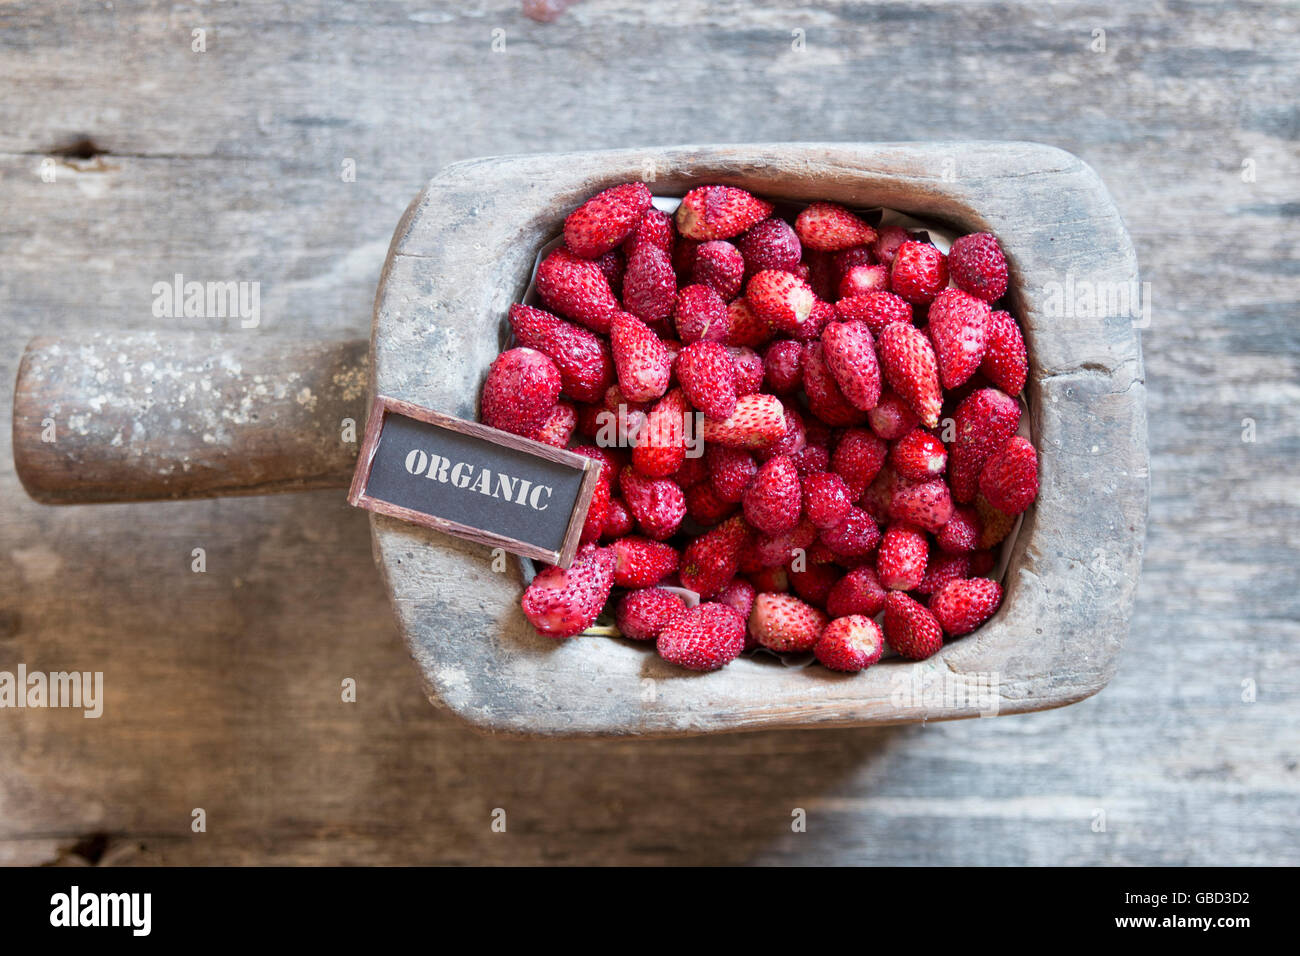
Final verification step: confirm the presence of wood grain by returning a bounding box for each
[0,0,1296,866]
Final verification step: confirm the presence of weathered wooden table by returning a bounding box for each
[1,1,1295,865]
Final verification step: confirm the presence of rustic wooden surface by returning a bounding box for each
[0,1,1296,864]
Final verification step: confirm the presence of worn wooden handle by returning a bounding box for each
[13,332,369,504]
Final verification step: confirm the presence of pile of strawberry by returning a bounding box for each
[479,182,1037,674]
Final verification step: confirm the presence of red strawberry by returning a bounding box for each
[728,346,765,395]
[624,207,675,258]
[612,536,679,588]
[794,299,836,343]
[563,182,653,259]
[748,592,828,653]
[937,505,979,554]
[751,519,818,569]
[802,341,868,427]
[701,393,787,450]
[927,288,991,389]
[707,444,757,503]
[873,225,911,267]
[746,566,790,593]
[830,427,888,499]
[674,341,737,422]
[949,388,1021,503]
[672,283,729,344]
[602,495,634,539]
[760,404,807,461]
[838,263,890,299]
[915,552,971,597]
[832,245,875,282]
[619,466,686,540]
[615,587,685,642]
[743,455,802,535]
[815,615,885,672]
[891,428,947,480]
[930,578,1003,636]
[821,320,882,411]
[657,602,747,671]
[726,297,771,348]
[876,524,928,590]
[861,463,905,523]
[535,246,621,333]
[889,240,949,305]
[610,311,672,403]
[716,578,757,620]
[975,494,1016,549]
[520,544,616,639]
[746,269,817,336]
[979,435,1039,515]
[867,388,920,440]
[802,471,853,529]
[679,515,751,598]
[949,232,1008,303]
[890,477,954,533]
[819,506,881,558]
[632,389,688,478]
[481,347,561,437]
[763,339,804,393]
[969,549,997,577]
[981,309,1028,395]
[676,185,773,240]
[737,217,802,276]
[508,304,614,404]
[579,470,610,545]
[835,291,913,336]
[878,322,943,428]
[883,591,944,660]
[803,250,837,300]
[790,562,841,607]
[685,481,736,526]
[531,400,576,447]
[692,240,745,300]
[623,241,678,325]
[792,442,830,476]
[595,249,625,296]
[795,202,878,252]
[826,565,887,618]
[673,451,709,489]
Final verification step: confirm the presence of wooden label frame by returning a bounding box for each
[347,396,601,568]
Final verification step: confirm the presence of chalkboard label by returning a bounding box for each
[348,396,601,568]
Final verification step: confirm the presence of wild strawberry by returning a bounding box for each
[915,552,970,597]
[481,347,561,437]
[748,592,828,653]
[802,341,868,427]
[969,549,997,577]
[878,322,943,428]
[747,566,790,593]
[873,225,912,266]
[815,615,885,672]
[611,536,678,588]
[707,444,757,503]
[680,515,752,598]
[751,519,818,568]
[891,428,947,481]
[930,578,1003,636]
[883,591,944,660]
[675,341,737,421]
[673,451,709,489]
[671,236,699,280]
[790,562,841,607]
[867,388,920,440]
[610,311,672,403]
[792,441,830,476]
[701,393,787,450]
[761,404,807,461]
[692,240,745,300]
[746,269,817,336]
[763,339,804,393]
[981,309,1028,395]
[835,291,913,336]
[595,249,625,296]
[563,181,653,259]
[632,389,688,478]
[937,505,979,554]
[819,506,881,558]
[685,481,736,526]
[676,185,773,240]
[838,263,890,299]
[802,471,853,529]
[975,494,1016,549]
[832,245,875,282]
[716,578,757,620]
[729,346,765,395]
[615,587,685,642]
[579,470,610,545]
[672,283,729,344]
[794,299,836,343]
[831,427,888,499]
[737,217,802,276]
[531,400,576,447]
[726,297,771,348]
[979,435,1039,515]
[890,240,949,305]
[860,464,904,523]
[795,202,878,252]
[624,207,675,258]
[602,495,634,539]
[928,288,991,389]
[535,246,621,333]
[891,478,954,533]
[742,455,802,535]
[948,232,1008,303]
[826,565,887,618]
[623,241,678,326]
[619,466,686,540]
[949,388,1021,502]
[508,304,613,404]
[821,320,882,411]
[657,602,747,671]
[521,544,616,639]
[803,250,837,300]
[877,524,928,590]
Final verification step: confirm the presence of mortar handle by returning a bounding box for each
[13,332,370,504]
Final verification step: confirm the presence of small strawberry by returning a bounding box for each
[679,515,752,598]
[619,466,686,540]
[795,202,878,252]
[746,269,817,336]
[509,304,614,404]
[763,339,804,393]
[675,341,737,421]
[815,615,885,672]
[821,320,882,412]
[751,519,818,568]
[979,435,1039,515]
[521,544,616,639]
[657,602,747,671]
[481,347,561,437]
[837,263,890,299]
[802,341,868,427]
[936,504,979,554]
[746,566,790,593]
[819,506,881,558]
[676,185,774,240]
[867,388,920,440]
[701,393,787,450]
[883,591,944,660]
[791,442,830,476]
[531,400,576,447]
[672,283,729,344]
[873,225,912,266]
[729,346,765,395]
[915,552,970,597]
[673,451,709,489]
[790,562,841,607]
[615,587,686,642]
[612,536,679,588]
[579,469,610,545]
[595,249,625,296]
[949,387,1021,503]
[890,478,954,533]
[726,297,772,348]
[707,444,757,503]
[737,217,802,276]
[980,309,1028,395]
[632,389,688,478]
[832,245,875,282]
[891,428,947,480]
[691,240,745,300]
[794,299,836,343]
[860,463,905,524]
[803,250,838,300]
[760,404,807,461]
[975,494,1016,549]
[563,181,653,259]
[969,549,996,577]
[742,455,802,535]
[889,240,949,305]
[948,232,1008,303]
[802,471,853,529]
[830,427,888,499]
[927,288,992,389]
[826,565,888,618]
[835,291,913,336]
[610,311,672,403]
[878,322,943,428]
[748,592,828,653]
[602,495,634,539]
[535,246,621,333]
[876,524,928,590]
[930,578,1003,636]
[685,481,737,526]
[626,206,675,256]
[623,241,678,325]
[716,578,757,620]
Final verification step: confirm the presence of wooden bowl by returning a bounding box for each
[370,143,1148,737]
